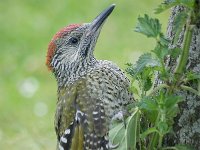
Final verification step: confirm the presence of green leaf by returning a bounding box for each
[126,108,139,150]
[144,76,153,92]
[157,121,169,135]
[165,95,182,109]
[173,11,188,43]
[154,1,179,14]
[139,97,158,111]
[155,0,195,14]
[152,44,169,60]
[134,53,160,75]
[125,64,134,77]
[159,34,170,46]
[126,53,160,81]
[169,47,182,59]
[109,122,126,150]
[159,70,171,81]
[127,103,136,112]
[129,86,139,96]
[179,0,195,8]
[135,14,161,38]
[186,71,200,81]
[166,106,180,125]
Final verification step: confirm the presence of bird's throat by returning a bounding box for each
[55,57,97,87]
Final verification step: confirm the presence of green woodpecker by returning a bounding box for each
[46,4,133,150]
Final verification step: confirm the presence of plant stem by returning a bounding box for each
[180,85,200,96]
[148,113,161,149]
[174,22,194,76]
[162,147,177,150]
[148,132,159,150]
[158,134,163,149]
[198,80,200,95]
[148,84,169,96]
[138,113,142,150]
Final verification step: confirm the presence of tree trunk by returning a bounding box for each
[160,5,200,149]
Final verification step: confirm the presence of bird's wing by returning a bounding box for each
[55,77,110,150]
[55,62,133,150]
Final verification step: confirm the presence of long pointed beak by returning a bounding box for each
[87,4,115,35]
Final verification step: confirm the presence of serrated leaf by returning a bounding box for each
[152,44,169,60]
[135,14,161,38]
[155,0,195,14]
[126,53,160,79]
[126,108,139,150]
[154,1,179,14]
[125,64,135,77]
[140,97,159,123]
[139,97,158,111]
[159,34,170,46]
[179,0,195,8]
[135,53,160,75]
[173,11,188,43]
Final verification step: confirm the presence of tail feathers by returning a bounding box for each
[84,133,109,150]
[59,110,85,150]
[59,122,74,150]
[58,109,111,150]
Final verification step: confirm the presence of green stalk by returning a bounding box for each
[148,113,161,149]
[148,132,159,150]
[174,23,194,76]
[138,115,142,150]
[198,80,200,95]
[158,134,163,149]
[180,85,200,96]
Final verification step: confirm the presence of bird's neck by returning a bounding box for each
[55,57,98,87]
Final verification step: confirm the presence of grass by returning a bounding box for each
[0,0,168,149]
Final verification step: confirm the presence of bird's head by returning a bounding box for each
[46,4,115,77]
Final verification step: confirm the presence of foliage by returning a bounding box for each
[110,0,200,149]
[154,0,195,14]
[135,14,161,38]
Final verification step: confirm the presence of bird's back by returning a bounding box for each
[55,60,133,150]
[88,60,133,117]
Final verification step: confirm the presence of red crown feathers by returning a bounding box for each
[46,24,81,71]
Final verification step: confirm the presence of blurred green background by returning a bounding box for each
[0,0,169,149]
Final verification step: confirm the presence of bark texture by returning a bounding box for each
[161,6,200,149]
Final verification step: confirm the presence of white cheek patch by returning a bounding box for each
[60,49,79,65]
[71,52,79,62]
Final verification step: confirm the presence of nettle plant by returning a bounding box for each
[110,1,200,150]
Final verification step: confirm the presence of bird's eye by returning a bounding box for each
[69,37,78,44]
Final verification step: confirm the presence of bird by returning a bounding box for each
[46,4,133,150]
